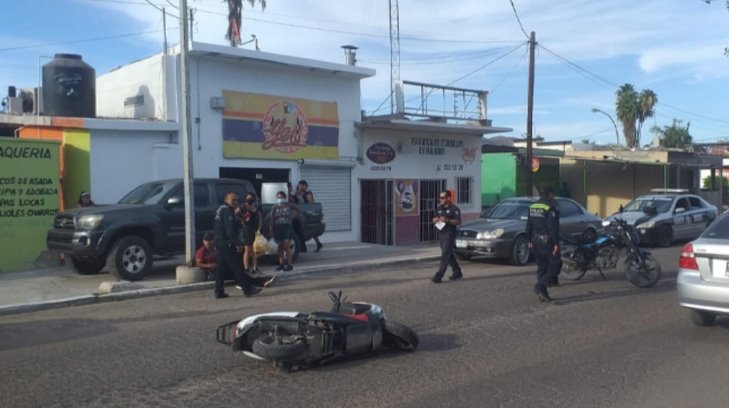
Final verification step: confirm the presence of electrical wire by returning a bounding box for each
[444,41,528,87]
[490,45,529,94]
[0,28,177,52]
[508,0,530,40]
[193,7,523,45]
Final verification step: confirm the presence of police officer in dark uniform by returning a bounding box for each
[432,190,463,283]
[546,191,562,287]
[526,187,559,301]
[213,192,261,299]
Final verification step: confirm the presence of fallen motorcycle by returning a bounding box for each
[216,290,419,369]
[560,218,662,288]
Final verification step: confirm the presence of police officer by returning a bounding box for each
[546,191,562,287]
[526,186,559,301]
[431,190,463,283]
[213,192,261,299]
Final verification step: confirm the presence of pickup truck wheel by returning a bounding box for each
[107,236,153,281]
[68,256,105,275]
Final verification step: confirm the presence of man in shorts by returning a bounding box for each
[269,190,297,272]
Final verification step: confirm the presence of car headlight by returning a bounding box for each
[602,220,611,227]
[637,221,655,229]
[78,214,104,230]
[477,229,505,239]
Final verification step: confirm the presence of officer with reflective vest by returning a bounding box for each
[526,186,560,301]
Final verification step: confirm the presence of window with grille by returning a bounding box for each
[457,177,472,205]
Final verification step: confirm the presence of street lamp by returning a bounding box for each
[591,108,620,146]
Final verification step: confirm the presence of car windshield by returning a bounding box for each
[118,182,177,205]
[484,201,530,220]
[623,197,673,214]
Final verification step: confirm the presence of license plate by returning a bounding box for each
[456,240,467,248]
[711,259,729,278]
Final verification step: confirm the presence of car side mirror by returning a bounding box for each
[166,196,183,207]
[675,207,686,214]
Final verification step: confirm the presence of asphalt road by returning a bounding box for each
[2,244,729,408]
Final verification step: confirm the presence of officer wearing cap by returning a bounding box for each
[526,186,559,301]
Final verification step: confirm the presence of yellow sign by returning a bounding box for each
[0,139,61,272]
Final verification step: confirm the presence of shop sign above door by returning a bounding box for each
[222,90,339,160]
[366,142,396,164]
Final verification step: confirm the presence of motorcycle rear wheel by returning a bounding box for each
[382,321,419,351]
[560,247,586,280]
[625,254,662,288]
[252,334,308,362]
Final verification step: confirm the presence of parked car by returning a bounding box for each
[455,197,603,265]
[677,210,729,326]
[605,189,718,247]
[47,178,325,281]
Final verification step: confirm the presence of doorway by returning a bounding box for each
[219,167,290,198]
[361,179,394,245]
[419,179,447,243]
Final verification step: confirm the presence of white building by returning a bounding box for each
[94,42,375,243]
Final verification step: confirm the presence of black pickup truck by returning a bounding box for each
[47,178,325,281]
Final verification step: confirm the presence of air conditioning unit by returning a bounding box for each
[21,87,43,115]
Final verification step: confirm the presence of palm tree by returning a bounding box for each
[615,83,639,148]
[226,0,267,47]
[636,89,658,148]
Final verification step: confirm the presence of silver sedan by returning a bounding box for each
[677,212,729,326]
[455,197,603,265]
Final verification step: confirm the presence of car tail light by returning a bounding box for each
[679,243,699,271]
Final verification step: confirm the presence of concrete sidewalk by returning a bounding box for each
[0,242,440,315]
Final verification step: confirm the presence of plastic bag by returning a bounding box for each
[253,232,269,257]
[267,238,279,254]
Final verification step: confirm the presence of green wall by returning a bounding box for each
[481,153,516,207]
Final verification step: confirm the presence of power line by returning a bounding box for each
[490,45,529,94]
[0,28,176,52]
[163,0,179,9]
[193,7,523,45]
[360,46,519,66]
[538,44,618,90]
[444,41,528,87]
[508,0,530,40]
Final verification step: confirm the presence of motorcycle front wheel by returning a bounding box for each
[252,334,308,361]
[382,321,419,351]
[560,246,587,280]
[625,254,662,288]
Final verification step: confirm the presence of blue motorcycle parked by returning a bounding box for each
[560,218,662,288]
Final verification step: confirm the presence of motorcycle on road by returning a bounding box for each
[560,217,662,288]
[216,290,419,370]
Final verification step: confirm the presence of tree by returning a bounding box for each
[615,83,639,148]
[652,119,693,149]
[702,175,729,190]
[636,89,657,148]
[615,83,658,149]
[225,0,267,47]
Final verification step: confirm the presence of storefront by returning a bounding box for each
[356,119,510,245]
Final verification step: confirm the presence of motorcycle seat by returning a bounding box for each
[309,311,370,325]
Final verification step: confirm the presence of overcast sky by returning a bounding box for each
[2,0,728,144]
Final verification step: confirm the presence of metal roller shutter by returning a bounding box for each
[300,166,352,232]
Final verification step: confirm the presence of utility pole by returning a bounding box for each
[189,7,195,43]
[525,31,536,196]
[162,8,168,54]
[179,0,195,266]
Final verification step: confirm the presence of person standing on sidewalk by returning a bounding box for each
[237,193,263,275]
[213,193,261,299]
[304,190,323,252]
[431,190,463,283]
[269,190,297,272]
[526,187,560,302]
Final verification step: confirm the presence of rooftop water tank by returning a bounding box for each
[42,54,95,117]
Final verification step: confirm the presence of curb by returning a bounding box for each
[0,255,441,317]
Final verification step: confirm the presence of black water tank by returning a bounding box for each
[42,54,95,117]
